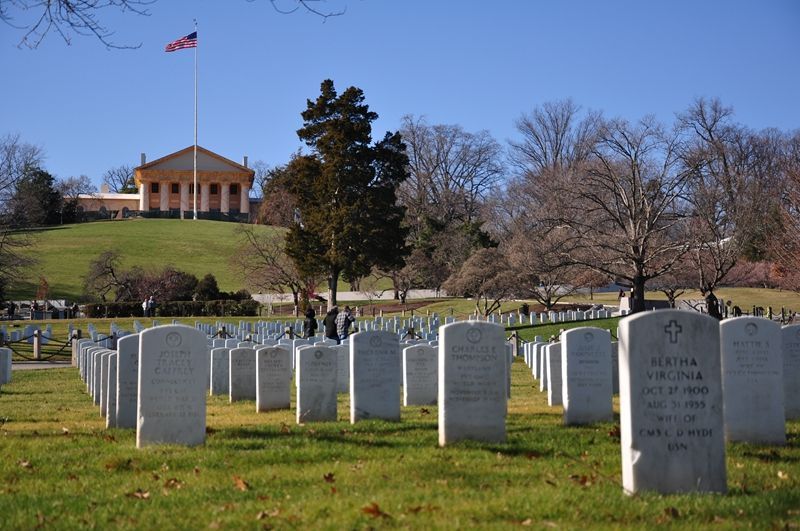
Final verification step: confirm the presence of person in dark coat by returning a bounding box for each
[323,306,339,342]
[303,307,318,338]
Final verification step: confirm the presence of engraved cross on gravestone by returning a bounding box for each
[664,320,682,343]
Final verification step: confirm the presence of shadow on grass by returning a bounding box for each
[216,420,438,450]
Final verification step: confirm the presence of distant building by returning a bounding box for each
[76,146,259,222]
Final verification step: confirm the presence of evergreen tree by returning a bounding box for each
[284,80,410,307]
[9,167,62,227]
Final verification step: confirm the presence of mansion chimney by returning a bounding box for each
[140,153,146,165]
[242,155,248,168]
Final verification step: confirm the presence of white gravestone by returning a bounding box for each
[136,325,208,448]
[333,344,350,394]
[438,321,506,446]
[92,350,104,405]
[538,344,548,391]
[783,324,800,420]
[619,310,726,494]
[106,352,118,428]
[256,345,292,411]
[209,347,230,396]
[350,331,401,423]
[720,317,784,444]
[116,335,140,429]
[561,327,613,425]
[229,347,257,402]
[100,352,112,417]
[402,344,438,406]
[611,341,620,395]
[296,345,338,423]
[546,342,563,407]
[0,347,11,384]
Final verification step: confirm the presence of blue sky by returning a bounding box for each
[1,0,798,188]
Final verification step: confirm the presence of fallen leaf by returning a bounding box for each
[194,467,201,475]
[420,408,430,415]
[151,473,160,481]
[18,460,32,469]
[361,502,391,519]
[520,518,532,526]
[103,434,116,442]
[778,470,789,480]
[256,511,268,520]
[525,451,542,460]
[233,475,250,492]
[608,425,621,439]
[545,479,557,487]
[330,487,337,494]
[67,473,78,481]
[164,478,183,490]
[61,427,70,436]
[127,489,150,500]
[323,472,335,483]
[280,423,291,434]
[407,506,422,514]
[205,426,217,435]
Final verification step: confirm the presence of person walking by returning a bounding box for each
[303,307,318,338]
[336,305,356,342]
[323,306,339,343]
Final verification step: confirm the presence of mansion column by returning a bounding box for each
[159,181,169,211]
[240,184,250,214]
[220,183,230,213]
[139,182,149,211]
[180,182,190,215]
[200,183,210,212]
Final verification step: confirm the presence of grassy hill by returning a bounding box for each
[10,219,280,301]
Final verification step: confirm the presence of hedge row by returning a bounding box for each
[83,299,260,318]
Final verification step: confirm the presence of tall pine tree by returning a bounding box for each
[284,80,409,307]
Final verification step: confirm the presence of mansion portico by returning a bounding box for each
[135,146,256,218]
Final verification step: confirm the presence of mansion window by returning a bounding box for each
[210,184,219,195]
[150,183,159,193]
[171,183,180,194]
[230,184,238,194]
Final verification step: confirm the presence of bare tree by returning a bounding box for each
[771,130,800,292]
[505,226,579,310]
[231,224,316,314]
[58,174,96,223]
[443,247,516,317]
[2,0,345,49]
[0,133,44,206]
[398,115,505,242]
[509,98,600,177]
[678,98,783,296]
[249,160,270,198]
[549,116,692,313]
[0,134,41,299]
[255,164,299,227]
[102,164,136,193]
[83,249,136,302]
[0,0,153,49]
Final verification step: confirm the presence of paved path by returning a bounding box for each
[12,361,72,371]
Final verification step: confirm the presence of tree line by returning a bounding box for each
[239,84,800,316]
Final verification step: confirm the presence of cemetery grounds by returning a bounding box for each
[0,317,799,529]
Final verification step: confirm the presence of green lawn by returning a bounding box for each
[1,363,798,528]
[10,219,280,301]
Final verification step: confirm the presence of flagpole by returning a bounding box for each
[193,19,198,220]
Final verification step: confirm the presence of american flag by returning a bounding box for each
[165,31,197,52]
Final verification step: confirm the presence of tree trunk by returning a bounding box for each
[631,274,646,313]
[327,268,339,311]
